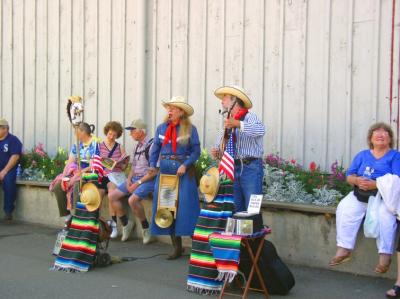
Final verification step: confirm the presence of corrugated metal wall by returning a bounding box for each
[1,0,400,168]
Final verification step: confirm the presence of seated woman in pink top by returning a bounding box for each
[99,121,126,238]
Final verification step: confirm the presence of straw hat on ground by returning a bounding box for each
[80,182,101,212]
[214,85,252,109]
[162,96,194,116]
[199,167,220,203]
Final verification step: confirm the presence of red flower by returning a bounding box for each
[309,162,317,172]
[290,159,296,165]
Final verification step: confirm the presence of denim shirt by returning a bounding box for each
[149,122,201,168]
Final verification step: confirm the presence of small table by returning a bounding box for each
[219,233,269,299]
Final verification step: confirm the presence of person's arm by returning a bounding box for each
[239,113,265,138]
[0,155,20,180]
[149,125,162,169]
[211,130,224,159]
[0,136,23,180]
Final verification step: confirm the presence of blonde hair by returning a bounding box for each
[367,122,394,149]
[163,113,192,145]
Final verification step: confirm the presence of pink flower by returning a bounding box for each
[309,162,317,172]
[34,143,46,157]
[290,159,296,165]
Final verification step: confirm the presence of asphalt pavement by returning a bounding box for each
[0,221,394,299]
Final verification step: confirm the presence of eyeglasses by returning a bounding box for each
[372,130,389,136]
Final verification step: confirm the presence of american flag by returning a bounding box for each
[91,154,105,181]
[219,131,235,181]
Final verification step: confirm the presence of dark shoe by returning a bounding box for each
[4,214,12,222]
[167,236,183,260]
[387,285,400,298]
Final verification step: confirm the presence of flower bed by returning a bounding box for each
[263,154,352,206]
[20,143,67,181]
[19,144,352,207]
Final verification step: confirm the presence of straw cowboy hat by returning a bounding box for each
[162,96,194,116]
[80,182,101,212]
[199,167,220,203]
[214,85,253,109]
[68,95,82,103]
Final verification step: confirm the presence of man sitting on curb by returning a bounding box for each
[108,119,157,244]
[0,118,22,222]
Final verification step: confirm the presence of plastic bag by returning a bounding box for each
[364,193,381,238]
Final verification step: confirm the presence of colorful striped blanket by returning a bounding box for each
[209,233,242,282]
[52,202,100,273]
[187,180,235,295]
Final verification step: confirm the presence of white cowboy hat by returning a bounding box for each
[214,85,253,109]
[199,167,220,203]
[162,96,194,116]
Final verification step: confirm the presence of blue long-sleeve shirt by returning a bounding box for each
[149,122,201,168]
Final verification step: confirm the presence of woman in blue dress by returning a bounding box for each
[149,97,201,260]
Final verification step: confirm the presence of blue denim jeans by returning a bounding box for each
[233,159,264,212]
[2,168,17,215]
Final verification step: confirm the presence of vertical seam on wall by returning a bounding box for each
[57,0,61,148]
[169,0,173,98]
[123,0,127,145]
[34,0,37,144]
[278,0,285,155]
[345,0,354,164]
[222,0,226,84]
[11,0,14,129]
[96,0,99,133]
[45,0,49,148]
[109,0,113,120]
[82,0,86,122]
[372,0,382,124]
[152,0,158,130]
[202,0,208,146]
[302,0,309,164]
[261,0,266,126]
[69,0,73,147]
[324,0,332,168]
[185,0,190,101]
[22,0,25,143]
[0,0,2,116]
[241,0,245,86]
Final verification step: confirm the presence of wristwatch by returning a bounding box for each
[137,180,142,185]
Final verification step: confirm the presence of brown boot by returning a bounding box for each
[167,235,183,260]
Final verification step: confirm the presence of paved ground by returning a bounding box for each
[0,221,395,299]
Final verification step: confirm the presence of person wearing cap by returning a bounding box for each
[211,85,265,212]
[108,119,157,244]
[149,96,201,260]
[0,118,22,221]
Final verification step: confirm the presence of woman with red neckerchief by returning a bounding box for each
[149,96,201,260]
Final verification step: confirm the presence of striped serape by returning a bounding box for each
[52,202,100,273]
[209,233,242,282]
[187,180,235,295]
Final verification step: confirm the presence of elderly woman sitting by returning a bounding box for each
[330,122,400,274]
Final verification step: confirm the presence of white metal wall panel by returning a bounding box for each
[1,0,399,169]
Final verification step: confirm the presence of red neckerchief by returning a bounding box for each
[233,108,249,120]
[162,121,179,153]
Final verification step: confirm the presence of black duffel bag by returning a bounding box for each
[239,239,295,295]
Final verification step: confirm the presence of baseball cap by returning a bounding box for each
[0,118,9,127]
[125,119,147,130]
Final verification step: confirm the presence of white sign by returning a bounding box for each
[247,194,263,214]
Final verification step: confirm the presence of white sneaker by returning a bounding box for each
[142,228,153,245]
[110,221,118,239]
[121,221,135,242]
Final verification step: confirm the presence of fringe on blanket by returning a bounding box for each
[187,284,221,296]
[216,270,237,283]
[50,265,87,273]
